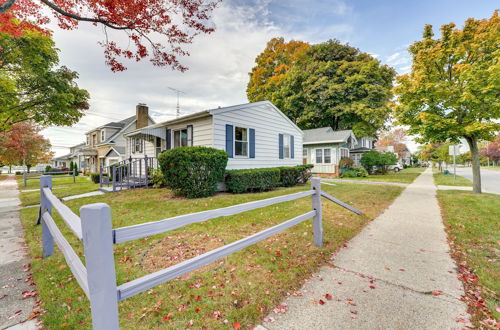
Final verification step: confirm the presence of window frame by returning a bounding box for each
[282,134,291,159]
[323,148,331,164]
[315,149,323,164]
[234,126,249,158]
[134,137,143,153]
[173,128,189,148]
[101,130,105,142]
[340,147,349,159]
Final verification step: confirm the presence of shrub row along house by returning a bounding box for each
[52,101,377,177]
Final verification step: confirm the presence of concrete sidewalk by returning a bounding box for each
[263,168,469,329]
[0,177,37,329]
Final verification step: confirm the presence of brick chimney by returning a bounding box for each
[136,103,149,129]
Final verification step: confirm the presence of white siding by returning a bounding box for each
[303,144,341,174]
[168,116,213,147]
[212,103,303,170]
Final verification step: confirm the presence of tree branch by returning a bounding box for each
[39,0,133,30]
[0,0,16,14]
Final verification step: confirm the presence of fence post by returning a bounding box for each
[80,203,120,330]
[40,175,54,257]
[73,168,76,183]
[23,172,27,187]
[99,166,103,188]
[144,155,149,189]
[311,177,323,247]
[112,166,116,192]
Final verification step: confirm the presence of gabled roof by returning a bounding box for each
[303,127,356,145]
[126,100,302,136]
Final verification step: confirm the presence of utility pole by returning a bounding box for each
[168,87,186,118]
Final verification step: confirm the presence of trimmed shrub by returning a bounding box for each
[340,167,368,178]
[360,150,397,174]
[149,168,166,188]
[339,157,354,169]
[89,172,106,183]
[225,168,280,193]
[278,166,301,187]
[159,147,228,198]
[297,164,314,183]
[45,165,52,173]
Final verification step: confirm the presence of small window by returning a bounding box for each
[341,148,349,158]
[92,135,96,146]
[283,134,291,158]
[101,130,105,142]
[316,149,323,164]
[134,138,143,153]
[303,149,308,157]
[174,129,188,148]
[235,126,248,157]
[86,136,89,145]
[324,149,331,163]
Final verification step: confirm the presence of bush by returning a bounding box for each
[45,165,52,173]
[15,171,22,175]
[340,167,368,178]
[278,166,302,187]
[149,168,166,188]
[360,150,397,174]
[339,157,354,169]
[159,147,228,198]
[225,168,280,193]
[90,172,107,183]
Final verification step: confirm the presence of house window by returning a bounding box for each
[303,149,308,157]
[340,148,349,158]
[86,136,89,145]
[173,129,188,148]
[283,134,291,158]
[134,138,143,153]
[315,149,323,164]
[324,149,331,163]
[101,130,105,142]
[92,135,96,146]
[234,126,248,157]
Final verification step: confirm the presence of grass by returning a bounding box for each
[17,176,99,206]
[432,168,472,187]
[19,183,403,329]
[340,167,425,184]
[437,190,499,325]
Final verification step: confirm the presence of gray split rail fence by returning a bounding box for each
[38,176,361,329]
[24,170,76,187]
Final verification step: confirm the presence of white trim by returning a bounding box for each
[233,125,249,158]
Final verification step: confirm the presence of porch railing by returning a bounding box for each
[38,176,361,329]
[99,156,158,191]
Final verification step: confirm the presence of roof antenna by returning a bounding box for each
[168,87,186,118]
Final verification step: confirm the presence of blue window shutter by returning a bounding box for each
[279,134,284,159]
[225,124,233,158]
[291,135,294,159]
[166,129,171,149]
[249,128,255,158]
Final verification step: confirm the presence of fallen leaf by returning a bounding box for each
[319,299,325,305]
[325,293,333,300]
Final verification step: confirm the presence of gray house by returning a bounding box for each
[302,127,357,175]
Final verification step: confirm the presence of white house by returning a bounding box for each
[124,101,303,170]
[302,127,357,175]
[350,136,377,166]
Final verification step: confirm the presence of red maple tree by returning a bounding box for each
[480,133,500,165]
[0,122,53,171]
[0,0,219,71]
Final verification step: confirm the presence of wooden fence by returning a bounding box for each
[38,175,361,329]
[24,170,76,187]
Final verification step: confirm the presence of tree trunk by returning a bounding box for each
[465,136,482,194]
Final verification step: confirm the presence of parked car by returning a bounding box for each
[387,163,404,172]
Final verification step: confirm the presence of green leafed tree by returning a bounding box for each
[247,39,396,137]
[0,22,90,132]
[393,11,500,193]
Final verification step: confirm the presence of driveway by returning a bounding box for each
[454,167,500,194]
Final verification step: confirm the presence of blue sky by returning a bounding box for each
[43,0,499,155]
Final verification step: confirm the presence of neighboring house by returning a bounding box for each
[302,127,357,175]
[51,155,70,168]
[376,145,412,165]
[124,101,303,170]
[83,104,155,172]
[350,136,377,166]
[66,142,86,170]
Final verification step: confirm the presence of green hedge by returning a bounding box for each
[340,167,368,178]
[89,172,107,183]
[159,146,228,198]
[225,165,313,193]
[225,168,280,193]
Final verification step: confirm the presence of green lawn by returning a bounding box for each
[340,167,426,184]
[437,190,499,325]
[432,168,472,186]
[20,183,403,329]
[17,176,100,206]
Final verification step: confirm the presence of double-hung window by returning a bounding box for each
[315,149,323,163]
[174,129,188,148]
[235,126,248,157]
[101,130,105,142]
[315,149,332,164]
[134,138,143,153]
[340,148,349,158]
[283,134,291,158]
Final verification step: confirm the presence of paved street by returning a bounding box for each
[262,168,469,329]
[454,167,500,194]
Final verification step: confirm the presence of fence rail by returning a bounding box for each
[37,175,361,329]
[24,170,76,187]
